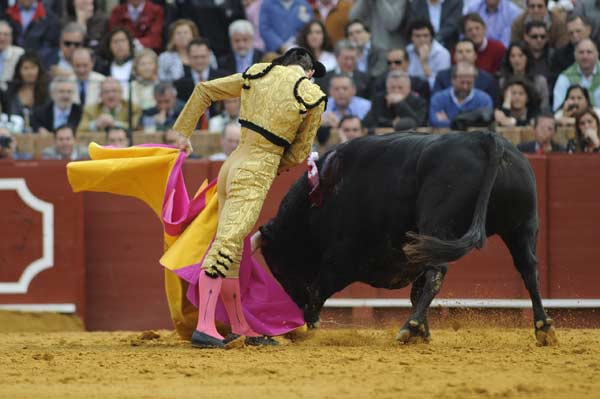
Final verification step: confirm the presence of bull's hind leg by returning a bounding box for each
[501,226,558,346]
[396,265,448,344]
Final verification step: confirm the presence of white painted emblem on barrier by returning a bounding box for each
[0,178,54,294]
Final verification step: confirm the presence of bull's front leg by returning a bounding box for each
[304,284,325,329]
[397,265,448,344]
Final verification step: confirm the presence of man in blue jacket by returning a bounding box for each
[429,62,494,128]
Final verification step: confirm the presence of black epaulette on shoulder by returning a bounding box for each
[293,77,328,114]
[241,63,276,89]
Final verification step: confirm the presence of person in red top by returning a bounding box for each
[461,13,506,75]
[108,0,164,53]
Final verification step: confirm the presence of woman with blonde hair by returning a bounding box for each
[130,49,159,110]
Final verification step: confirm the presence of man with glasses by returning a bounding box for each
[374,48,431,101]
[511,0,568,49]
[524,21,555,84]
[46,22,86,77]
[0,21,24,91]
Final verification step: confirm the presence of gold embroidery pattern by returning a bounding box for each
[202,130,284,278]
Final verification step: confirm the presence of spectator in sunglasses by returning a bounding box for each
[522,21,555,86]
[46,22,86,78]
[373,47,431,102]
[510,0,568,49]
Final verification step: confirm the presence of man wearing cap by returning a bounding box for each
[173,47,327,349]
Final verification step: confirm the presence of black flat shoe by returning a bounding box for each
[223,333,245,349]
[245,336,279,346]
[191,330,224,348]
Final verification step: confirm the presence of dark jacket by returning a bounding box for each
[517,140,565,153]
[31,101,82,132]
[174,67,226,116]
[375,73,431,102]
[137,99,185,130]
[5,1,59,56]
[217,48,264,75]
[408,0,463,49]
[316,69,373,100]
[363,92,427,129]
[173,0,246,57]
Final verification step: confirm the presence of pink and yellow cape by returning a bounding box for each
[67,143,304,339]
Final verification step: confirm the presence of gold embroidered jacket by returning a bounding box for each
[172,63,327,169]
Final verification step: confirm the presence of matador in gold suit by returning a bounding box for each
[173,48,327,348]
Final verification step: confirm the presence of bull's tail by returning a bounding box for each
[403,133,504,265]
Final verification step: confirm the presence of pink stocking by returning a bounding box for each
[220,278,260,337]
[196,272,224,339]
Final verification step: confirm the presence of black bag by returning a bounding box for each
[450,108,494,130]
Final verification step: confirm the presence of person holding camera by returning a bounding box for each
[0,128,15,160]
[554,84,600,127]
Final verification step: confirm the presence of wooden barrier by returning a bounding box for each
[1,154,600,330]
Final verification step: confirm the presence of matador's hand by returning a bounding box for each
[176,133,193,156]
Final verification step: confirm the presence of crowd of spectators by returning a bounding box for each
[0,0,599,162]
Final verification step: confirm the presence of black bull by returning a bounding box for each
[259,131,558,345]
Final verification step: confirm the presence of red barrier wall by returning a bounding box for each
[0,156,599,330]
[0,161,85,317]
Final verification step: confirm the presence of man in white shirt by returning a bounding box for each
[71,47,106,107]
[405,19,450,89]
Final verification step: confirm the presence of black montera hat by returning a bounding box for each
[272,47,327,78]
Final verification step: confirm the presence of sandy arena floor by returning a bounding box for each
[1,322,599,399]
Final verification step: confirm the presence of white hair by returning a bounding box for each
[228,19,254,37]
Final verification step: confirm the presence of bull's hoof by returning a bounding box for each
[535,318,558,346]
[396,319,431,344]
[307,319,321,329]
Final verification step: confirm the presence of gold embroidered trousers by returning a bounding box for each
[202,128,284,278]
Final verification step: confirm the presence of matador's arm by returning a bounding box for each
[279,100,326,171]
[172,73,244,138]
